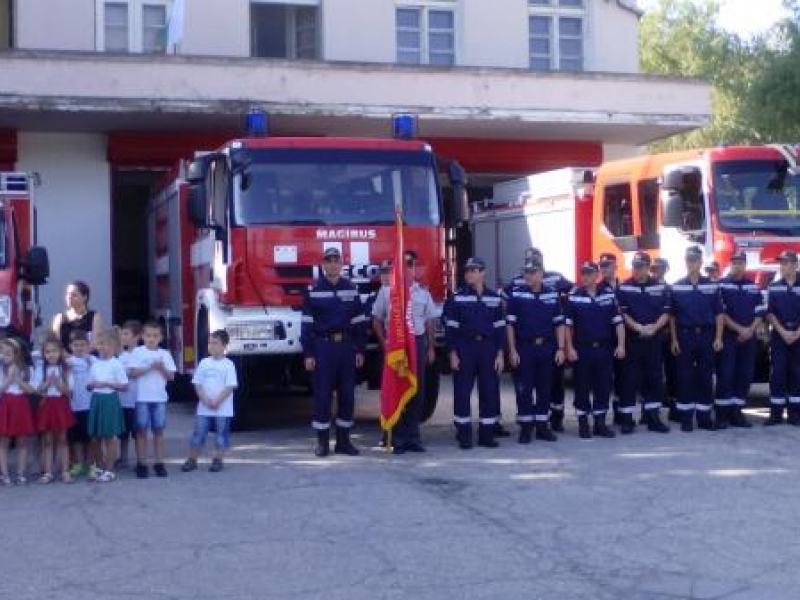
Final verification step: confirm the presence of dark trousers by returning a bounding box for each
[769,334,800,407]
[393,336,427,445]
[573,344,613,417]
[550,364,566,412]
[453,339,500,426]
[675,328,715,413]
[621,334,664,411]
[717,332,756,406]
[513,339,555,423]
[312,340,356,430]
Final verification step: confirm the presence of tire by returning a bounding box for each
[419,363,440,423]
[167,372,197,404]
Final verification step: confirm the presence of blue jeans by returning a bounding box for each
[135,402,166,432]
[189,415,231,450]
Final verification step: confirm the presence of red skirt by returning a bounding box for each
[37,396,75,434]
[0,393,35,437]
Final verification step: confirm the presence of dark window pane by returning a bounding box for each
[529,16,551,35]
[429,10,454,29]
[559,17,582,36]
[397,8,420,28]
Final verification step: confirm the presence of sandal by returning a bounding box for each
[61,472,76,484]
[37,473,54,485]
[15,475,27,486]
[0,475,11,486]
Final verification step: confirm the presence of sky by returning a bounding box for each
[638,0,790,38]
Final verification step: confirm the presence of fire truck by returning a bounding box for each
[0,172,49,344]
[148,114,465,426]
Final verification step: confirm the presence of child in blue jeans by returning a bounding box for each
[182,330,238,473]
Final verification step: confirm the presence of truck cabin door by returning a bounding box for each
[659,164,709,280]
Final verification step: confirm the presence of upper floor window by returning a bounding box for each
[251,2,320,59]
[529,0,584,72]
[396,4,455,66]
[0,0,11,49]
[96,1,169,53]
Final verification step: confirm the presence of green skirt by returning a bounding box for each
[87,392,124,438]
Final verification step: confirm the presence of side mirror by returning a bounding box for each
[22,246,49,285]
[447,162,468,224]
[187,184,208,227]
[661,191,684,228]
[186,152,223,185]
[662,170,684,191]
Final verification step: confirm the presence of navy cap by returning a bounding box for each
[730,251,747,262]
[523,260,543,273]
[651,257,669,271]
[464,257,486,270]
[778,249,799,263]
[685,246,703,259]
[580,261,599,274]
[598,252,616,265]
[632,251,651,267]
[379,259,392,273]
[323,246,341,259]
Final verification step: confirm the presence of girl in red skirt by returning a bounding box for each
[0,338,36,485]
[34,336,75,484]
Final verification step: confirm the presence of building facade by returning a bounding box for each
[0,0,709,323]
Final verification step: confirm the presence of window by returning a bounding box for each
[528,0,584,71]
[396,6,455,66]
[96,1,168,53]
[251,3,320,59]
[638,179,659,237]
[603,183,633,238]
[0,0,11,49]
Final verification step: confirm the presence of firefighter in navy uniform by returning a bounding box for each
[565,261,625,439]
[616,251,671,434]
[669,245,724,432]
[505,260,566,444]
[764,250,800,426]
[443,257,506,449]
[716,252,765,428]
[301,246,368,457]
[598,252,625,426]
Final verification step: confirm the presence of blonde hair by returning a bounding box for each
[0,338,29,379]
[95,326,122,355]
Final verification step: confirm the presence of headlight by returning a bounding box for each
[227,321,276,341]
[0,295,10,327]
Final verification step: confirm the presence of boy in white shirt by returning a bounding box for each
[67,330,97,479]
[117,320,142,469]
[129,320,176,478]
[181,329,238,473]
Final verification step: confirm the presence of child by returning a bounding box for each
[118,320,142,469]
[0,338,36,485]
[86,328,127,483]
[33,336,75,484]
[182,329,238,473]
[130,320,176,478]
[66,330,96,479]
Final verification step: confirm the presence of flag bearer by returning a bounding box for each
[565,262,625,439]
[443,257,506,450]
[616,251,671,434]
[669,245,724,432]
[716,252,765,428]
[301,247,367,457]
[505,260,566,444]
[764,250,800,426]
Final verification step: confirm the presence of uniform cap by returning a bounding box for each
[526,247,543,258]
[379,259,392,273]
[730,251,747,262]
[580,261,599,274]
[778,249,799,263]
[652,257,669,272]
[598,252,616,265]
[704,261,720,272]
[323,246,341,259]
[685,246,703,259]
[464,257,486,270]
[404,249,418,264]
[632,251,651,267]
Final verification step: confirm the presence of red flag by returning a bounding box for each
[380,212,418,433]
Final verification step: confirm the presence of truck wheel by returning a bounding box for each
[167,373,196,404]
[231,387,253,432]
[419,364,440,423]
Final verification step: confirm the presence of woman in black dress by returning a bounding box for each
[51,281,103,353]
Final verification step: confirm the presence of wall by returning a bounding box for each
[588,0,640,73]
[15,0,96,51]
[16,133,112,328]
[323,0,395,62]
[461,0,527,68]
[182,0,249,57]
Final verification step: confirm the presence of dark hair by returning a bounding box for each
[69,329,89,344]
[142,319,162,333]
[210,329,229,345]
[40,335,68,371]
[67,280,91,302]
[121,319,143,336]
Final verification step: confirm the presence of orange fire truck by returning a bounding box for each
[0,172,49,344]
[148,115,465,425]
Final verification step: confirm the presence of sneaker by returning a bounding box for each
[68,463,86,479]
[87,465,101,482]
[135,463,149,479]
[209,458,224,473]
[181,458,198,472]
[153,463,168,478]
[96,471,116,484]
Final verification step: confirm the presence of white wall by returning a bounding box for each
[15,0,96,51]
[16,133,112,329]
[461,0,528,68]
[588,0,640,73]
[323,0,395,62]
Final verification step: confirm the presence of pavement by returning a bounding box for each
[1,378,799,600]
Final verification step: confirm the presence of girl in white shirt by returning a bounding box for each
[0,338,37,485]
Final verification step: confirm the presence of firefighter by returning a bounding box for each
[616,251,671,434]
[565,261,625,439]
[704,261,722,282]
[764,250,800,426]
[598,252,625,425]
[505,260,566,444]
[443,257,505,449]
[669,245,724,432]
[301,246,368,457]
[525,247,574,434]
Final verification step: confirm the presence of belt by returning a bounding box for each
[520,336,553,346]
[470,334,491,341]
[678,326,713,334]
[319,331,348,342]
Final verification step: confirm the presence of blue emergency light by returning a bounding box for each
[392,113,418,140]
[245,109,268,137]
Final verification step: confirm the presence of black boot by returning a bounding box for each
[713,405,729,430]
[619,413,635,435]
[578,415,592,439]
[729,405,752,428]
[645,409,670,433]
[764,405,784,426]
[535,421,557,442]
[455,424,473,450]
[593,415,616,438]
[550,409,565,433]
[788,404,800,426]
[518,422,533,444]
[696,409,714,431]
[314,429,330,457]
[668,401,681,423]
[493,422,511,437]
[334,428,360,456]
[680,409,694,432]
[477,424,499,448]
[612,401,622,426]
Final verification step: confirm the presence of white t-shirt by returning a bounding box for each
[88,357,128,395]
[68,354,96,411]
[118,349,138,409]
[130,347,176,404]
[0,366,27,395]
[30,364,73,397]
[192,356,238,417]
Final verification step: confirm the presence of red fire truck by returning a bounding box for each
[148,115,465,426]
[0,172,49,343]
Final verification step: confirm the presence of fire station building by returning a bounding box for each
[0,0,709,323]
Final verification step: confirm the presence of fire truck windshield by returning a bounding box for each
[232,148,440,226]
[714,159,800,235]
